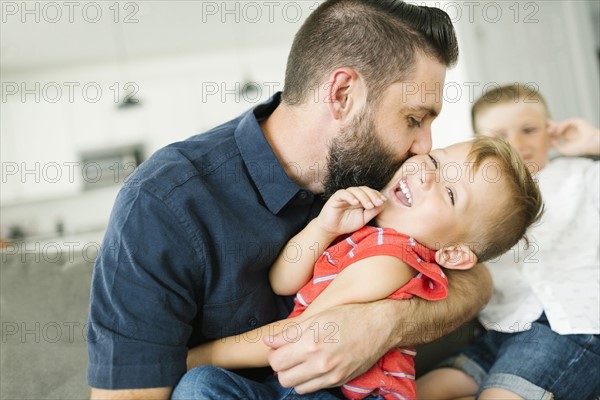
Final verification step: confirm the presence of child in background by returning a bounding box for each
[417,84,600,400]
[177,136,544,400]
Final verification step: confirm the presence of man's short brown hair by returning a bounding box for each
[282,0,459,106]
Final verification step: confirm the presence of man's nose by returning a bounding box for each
[409,127,433,155]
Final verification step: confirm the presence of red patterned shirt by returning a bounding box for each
[288,226,449,400]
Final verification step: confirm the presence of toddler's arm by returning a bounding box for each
[187,254,415,371]
[269,187,386,296]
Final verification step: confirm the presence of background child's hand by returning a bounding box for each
[548,118,600,156]
[316,187,386,236]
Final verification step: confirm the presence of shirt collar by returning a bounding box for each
[235,92,307,214]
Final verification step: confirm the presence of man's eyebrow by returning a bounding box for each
[405,106,439,118]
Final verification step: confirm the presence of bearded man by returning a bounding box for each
[88,1,492,398]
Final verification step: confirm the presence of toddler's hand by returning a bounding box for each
[548,118,600,156]
[316,187,386,236]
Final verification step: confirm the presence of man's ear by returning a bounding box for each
[326,67,364,121]
[435,244,478,270]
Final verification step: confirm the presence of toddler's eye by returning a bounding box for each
[428,154,439,169]
[446,187,455,205]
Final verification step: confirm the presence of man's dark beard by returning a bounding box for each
[322,109,409,198]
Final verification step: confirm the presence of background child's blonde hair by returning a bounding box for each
[471,83,550,133]
[466,136,544,262]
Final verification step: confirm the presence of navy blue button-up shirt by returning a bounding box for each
[87,93,325,389]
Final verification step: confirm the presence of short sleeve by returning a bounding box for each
[87,185,203,389]
[342,229,447,301]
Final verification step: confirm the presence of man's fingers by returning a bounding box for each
[275,365,326,390]
[263,332,286,350]
[268,350,303,378]
[264,330,306,372]
[273,355,341,391]
[266,321,341,389]
[278,356,358,394]
[293,375,339,395]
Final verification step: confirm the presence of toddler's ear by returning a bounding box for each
[435,244,477,270]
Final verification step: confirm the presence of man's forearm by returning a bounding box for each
[385,264,492,347]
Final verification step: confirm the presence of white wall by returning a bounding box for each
[1,47,290,237]
[453,0,600,127]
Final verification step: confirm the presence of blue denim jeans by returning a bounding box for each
[171,366,368,400]
[441,314,600,400]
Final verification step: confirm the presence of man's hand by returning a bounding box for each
[317,187,386,237]
[548,118,600,156]
[263,302,395,394]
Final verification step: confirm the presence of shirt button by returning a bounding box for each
[248,317,258,327]
[298,191,308,199]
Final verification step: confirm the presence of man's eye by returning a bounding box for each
[428,154,438,169]
[409,117,422,128]
[446,187,455,205]
[523,127,536,134]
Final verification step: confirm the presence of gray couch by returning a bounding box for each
[1,251,93,400]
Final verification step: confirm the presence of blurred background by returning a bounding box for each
[2,0,599,247]
[1,1,599,399]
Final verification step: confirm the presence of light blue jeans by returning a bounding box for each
[441,314,600,400]
[171,366,356,400]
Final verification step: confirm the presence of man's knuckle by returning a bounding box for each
[278,374,292,388]
[268,357,282,371]
[331,370,346,385]
[305,341,320,353]
[315,358,330,374]
[294,385,310,395]
[316,356,337,374]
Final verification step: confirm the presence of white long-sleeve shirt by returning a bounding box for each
[479,157,600,334]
